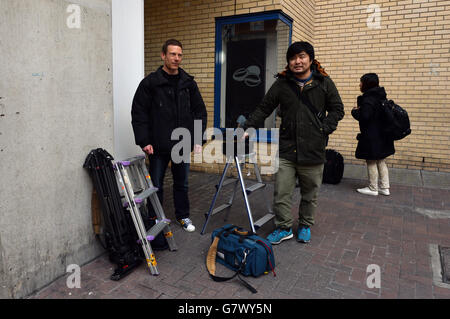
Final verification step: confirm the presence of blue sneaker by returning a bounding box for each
[266,228,293,245]
[297,226,311,243]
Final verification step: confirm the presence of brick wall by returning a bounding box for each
[314,0,450,172]
[281,0,315,43]
[144,0,450,173]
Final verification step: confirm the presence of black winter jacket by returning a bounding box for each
[244,64,345,165]
[131,67,207,155]
[351,87,395,160]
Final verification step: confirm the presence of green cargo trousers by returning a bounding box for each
[273,158,324,229]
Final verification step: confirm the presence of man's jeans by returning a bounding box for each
[273,158,324,229]
[146,154,190,220]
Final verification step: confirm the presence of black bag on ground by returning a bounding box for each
[380,99,411,141]
[322,149,344,184]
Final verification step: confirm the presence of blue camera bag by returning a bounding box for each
[206,224,276,293]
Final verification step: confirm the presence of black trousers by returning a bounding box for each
[146,154,190,220]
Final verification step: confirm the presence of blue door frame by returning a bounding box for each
[213,10,293,143]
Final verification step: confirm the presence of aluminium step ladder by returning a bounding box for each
[201,152,274,235]
[114,155,177,276]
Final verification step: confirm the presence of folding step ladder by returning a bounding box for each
[201,152,274,235]
[114,155,177,276]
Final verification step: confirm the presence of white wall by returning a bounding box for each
[112,0,145,161]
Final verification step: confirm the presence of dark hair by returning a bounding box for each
[360,73,379,93]
[162,39,182,54]
[286,41,315,62]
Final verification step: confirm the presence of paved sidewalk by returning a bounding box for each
[29,170,450,299]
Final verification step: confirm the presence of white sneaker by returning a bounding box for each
[379,188,390,196]
[357,187,378,196]
[177,218,195,232]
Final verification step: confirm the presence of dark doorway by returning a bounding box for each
[225,39,266,128]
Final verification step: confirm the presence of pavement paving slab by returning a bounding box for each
[28,170,450,299]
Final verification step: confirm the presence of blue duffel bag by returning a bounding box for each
[206,224,276,293]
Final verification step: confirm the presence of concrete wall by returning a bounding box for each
[0,0,112,298]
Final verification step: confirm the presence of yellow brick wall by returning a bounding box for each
[281,0,315,43]
[144,0,450,173]
[314,0,450,172]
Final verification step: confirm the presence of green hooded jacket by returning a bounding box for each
[244,62,345,164]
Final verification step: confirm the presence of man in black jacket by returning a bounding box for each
[243,41,344,245]
[131,39,207,232]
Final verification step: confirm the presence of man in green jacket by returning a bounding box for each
[243,41,344,244]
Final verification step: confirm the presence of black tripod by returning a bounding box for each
[83,148,142,280]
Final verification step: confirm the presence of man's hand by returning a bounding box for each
[194,144,202,154]
[241,132,249,140]
[142,145,154,155]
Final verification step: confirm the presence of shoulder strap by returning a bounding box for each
[301,93,326,122]
[205,226,237,276]
[287,81,325,122]
[255,240,276,277]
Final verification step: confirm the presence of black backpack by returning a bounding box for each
[380,99,411,141]
[322,149,344,184]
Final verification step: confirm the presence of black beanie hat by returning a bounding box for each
[286,41,315,62]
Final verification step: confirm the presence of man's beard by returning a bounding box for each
[291,69,311,78]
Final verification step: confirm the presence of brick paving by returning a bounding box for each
[29,170,450,299]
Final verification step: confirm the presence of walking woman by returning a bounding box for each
[352,73,395,196]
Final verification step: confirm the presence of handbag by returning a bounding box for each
[206,224,276,293]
